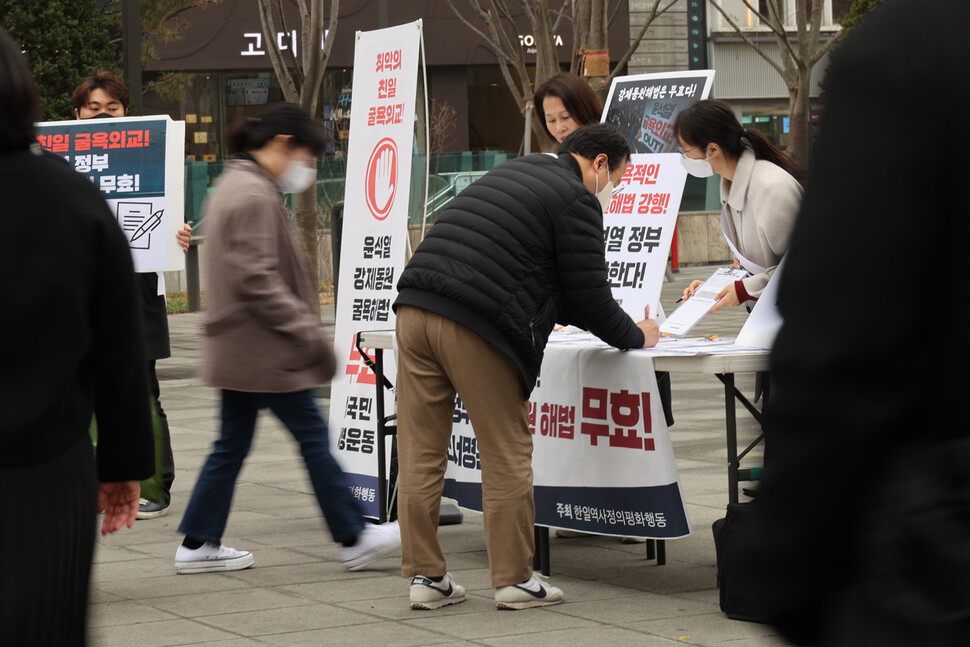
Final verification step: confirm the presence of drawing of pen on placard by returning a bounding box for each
[128,209,163,247]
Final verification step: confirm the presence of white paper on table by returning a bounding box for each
[659,267,748,337]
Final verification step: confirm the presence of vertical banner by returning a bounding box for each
[329,21,422,517]
[35,115,186,272]
[601,71,714,321]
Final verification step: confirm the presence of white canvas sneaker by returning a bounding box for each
[494,573,564,610]
[341,521,401,571]
[410,573,466,610]
[175,542,254,574]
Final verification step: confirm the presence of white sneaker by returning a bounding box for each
[175,542,254,574]
[495,573,564,610]
[341,521,401,571]
[410,573,466,610]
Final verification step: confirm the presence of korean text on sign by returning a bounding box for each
[580,387,654,450]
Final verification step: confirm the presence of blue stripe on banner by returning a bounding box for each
[442,479,482,511]
[534,484,690,539]
[438,480,688,539]
[344,471,380,519]
[35,120,168,197]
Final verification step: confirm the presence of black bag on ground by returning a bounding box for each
[712,501,769,623]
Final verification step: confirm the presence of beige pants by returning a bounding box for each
[395,306,535,587]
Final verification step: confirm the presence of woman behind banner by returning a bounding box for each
[535,72,603,146]
[174,102,400,575]
[673,99,804,311]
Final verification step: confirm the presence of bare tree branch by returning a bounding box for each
[257,0,299,102]
[606,0,678,89]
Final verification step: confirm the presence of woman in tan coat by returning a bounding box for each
[175,103,400,574]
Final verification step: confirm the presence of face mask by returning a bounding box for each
[82,112,113,120]
[276,160,316,193]
[594,163,614,213]
[680,151,715,178]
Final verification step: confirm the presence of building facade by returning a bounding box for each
[146,0,631,161]
[148,1,848,163]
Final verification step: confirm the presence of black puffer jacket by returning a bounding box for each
[394,152,644,397]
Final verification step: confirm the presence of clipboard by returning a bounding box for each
[659,267,748,337]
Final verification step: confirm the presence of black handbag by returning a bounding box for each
[712,501,769,623]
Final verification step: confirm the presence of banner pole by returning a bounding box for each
[419,20,430,244]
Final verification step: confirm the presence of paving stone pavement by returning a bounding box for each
[88,263,790,646]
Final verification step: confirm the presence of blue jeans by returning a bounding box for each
[178,389,365,545]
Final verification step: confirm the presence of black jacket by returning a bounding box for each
[139,272,171,361]
[395,152,643,396]
[0,150,155,480]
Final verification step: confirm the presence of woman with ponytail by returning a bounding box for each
[673,99,803,310]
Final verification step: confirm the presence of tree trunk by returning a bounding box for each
[786,67,812,172]
[583,0,610,99]
[527,0,561,151]
[294,186,321,288]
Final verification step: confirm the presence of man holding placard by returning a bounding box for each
[72,72,192,520]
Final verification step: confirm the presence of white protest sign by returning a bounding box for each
[601,71,714,321]
[602,71,715,155]
[36,115,186,273]
[603,153,686,321]
[328,20,422,517]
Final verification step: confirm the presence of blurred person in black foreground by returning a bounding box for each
[0,27,155,646]
[755,1,970,644]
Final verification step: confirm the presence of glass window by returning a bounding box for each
[224,72,286,151]
[715,0,763,29]
[467,65,528,152]
[182,74,223,162]
[713,0,842,31]
[322,68,354,159]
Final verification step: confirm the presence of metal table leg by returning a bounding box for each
[720,373,740,504]
[533,527,550,576]
[373,346,390,523]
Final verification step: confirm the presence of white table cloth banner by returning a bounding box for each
[443,339,691,540]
